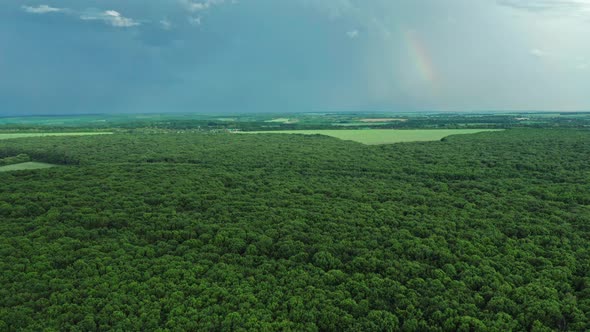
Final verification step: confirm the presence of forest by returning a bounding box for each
[1,128,590,331]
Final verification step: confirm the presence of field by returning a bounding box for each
[244,129,503,144]
[332,122,391,127]
[1,112,589,130]
[0,132,112,140]
[0,162,57,172]
[359,118,408,122]
[264,118,299,124]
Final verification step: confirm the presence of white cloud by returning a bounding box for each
[346,29,359,38]
[304,0,355,19]
[188,2,208,11]
[80,10,140,28]
[180,0,232,27]
[578,62,589,70]
[24,4,141,28]
[22,5,66,14]
[498,0,590,17]
[530,48,547,57]
[181,0,226,12]
[160,19,173,30]
[188,16,202,26]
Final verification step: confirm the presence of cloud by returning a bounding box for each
[181,0,226,12]
[530,48,547,57]
[578,62,589,70]
[187,2,208,11]
[180,0,233,27]
[160,19,173,30]
[188,16,202,26]
[498,0,590,12]
[346,29,359,38]
[80,10,140,28]
[23,5,140,28]
[22,5,66,14]
[303,0,355,19]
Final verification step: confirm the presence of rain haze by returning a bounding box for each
[1,0,589,115]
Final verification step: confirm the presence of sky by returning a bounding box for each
[1,0,589,115]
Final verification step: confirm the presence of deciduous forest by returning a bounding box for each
[1,129,589,331]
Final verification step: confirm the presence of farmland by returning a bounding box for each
[359,118,408,122]
[244,129,503,144]
[264,118,299,124]
[1,112,589,131]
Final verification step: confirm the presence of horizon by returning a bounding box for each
[3,109,590,119]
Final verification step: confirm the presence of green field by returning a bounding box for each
[0,162,58,172]
[0,132,112,140]
[264,118,299,124]
[264,118,291,123]
[332,122,391,127]
[244,129,503,144]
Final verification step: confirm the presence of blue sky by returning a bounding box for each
[1,0,589,115]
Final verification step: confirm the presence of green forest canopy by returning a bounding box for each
[0,133,112,140]
[1,129,589,331]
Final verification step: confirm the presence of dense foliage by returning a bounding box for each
[0,154,30,166]
[1,129,590,331]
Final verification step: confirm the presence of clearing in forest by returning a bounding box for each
[0,162,58,172]
[0,132,112,140]
[244,129,503,145]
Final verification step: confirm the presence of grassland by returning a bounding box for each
[264,118,299,124]
[0,162,58,172]
[332,122,391,127]
[244,129,503,145]
[359,118,408,122]
[0,132,112,140]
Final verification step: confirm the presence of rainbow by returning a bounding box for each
[404,30,438,85]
